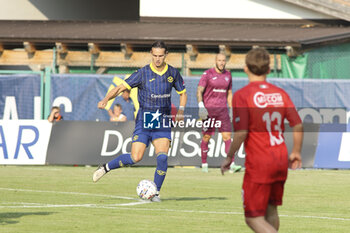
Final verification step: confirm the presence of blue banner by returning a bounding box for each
[50,74,350,122]
[172,77,350,109]
[50,74,114,121]
[0,74,41,119]
[313,124,350,168]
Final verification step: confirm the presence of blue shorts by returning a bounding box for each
[131,120,171,147]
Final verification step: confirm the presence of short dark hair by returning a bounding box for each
[115,104,122,109]
[151,41,168,52]
[245,48,270,76]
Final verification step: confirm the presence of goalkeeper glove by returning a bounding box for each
[198,101,208,120]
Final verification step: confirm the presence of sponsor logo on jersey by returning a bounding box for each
[151,93,171,98]
[167,76,174,83]
[212,77,217,80]
[149,78,155,82]
[253,92,284,108]
[213,89,227,93]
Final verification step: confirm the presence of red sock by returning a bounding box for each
[201,140,209,163]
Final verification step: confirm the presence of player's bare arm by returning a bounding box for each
[227,89,232,108]
[98,84,127,109]
[289,123,303,169]
[197,86,205,103]
[221,130,247,175]
[175,92,187,121]
[227,89,233,120]
[197,86,209,120]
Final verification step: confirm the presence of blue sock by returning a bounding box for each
[106,153,135,171]
[154,153,168,191]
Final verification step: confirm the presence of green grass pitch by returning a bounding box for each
[0,166,349,232]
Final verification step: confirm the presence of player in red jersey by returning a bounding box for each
[197,53,241,173]
[221,48,303,233]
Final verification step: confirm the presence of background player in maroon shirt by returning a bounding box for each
[221,48,303,233]
[197,53,241,173]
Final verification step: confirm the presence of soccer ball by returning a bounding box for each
[136,179,157,200]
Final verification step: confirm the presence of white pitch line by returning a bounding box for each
[280,214,350,221]
[0,202,349,222]
[0,187,136,200]
[0,201,150,208]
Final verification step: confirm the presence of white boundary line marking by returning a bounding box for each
[279,214,350,221]
[0,187,136,200]
[0,202,151,208]
[1,187,349,222]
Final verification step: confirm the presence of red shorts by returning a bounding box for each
[242,179,285,217]
[202,113,232,135]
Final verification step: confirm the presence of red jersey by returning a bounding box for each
[232,81,301,184]
[198,68,232,109]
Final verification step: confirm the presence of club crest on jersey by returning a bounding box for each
[253,92,284,108]
[167,76,174,83]
[225,77,229,82]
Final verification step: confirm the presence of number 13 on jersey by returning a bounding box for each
[262,111,284,146]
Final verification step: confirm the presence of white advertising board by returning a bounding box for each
[0,120,52,165]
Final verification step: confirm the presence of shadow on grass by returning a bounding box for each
[0,212,54,225]
[163,196,227,201]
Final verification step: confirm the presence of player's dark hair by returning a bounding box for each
[115,104,122,109]
[245,48,270,76]
[151,41,168,52]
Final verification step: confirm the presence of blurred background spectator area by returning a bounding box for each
[1,0,350,78]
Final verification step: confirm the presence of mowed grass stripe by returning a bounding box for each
[1,201,349,222]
